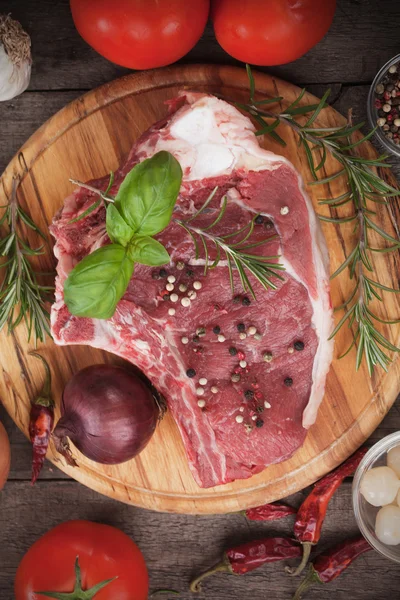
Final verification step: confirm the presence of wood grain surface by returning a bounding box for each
[1,65,400,514]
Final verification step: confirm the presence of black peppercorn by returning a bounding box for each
[237,323,245,332]
[159,269,168,278]
[294,341,305,351]
[186,269,194,277]
[186,368,196,378]
[193,335,200,343]
[242,297,251,306]
[264,218,274,230]
[163,294,170,301]
[152,271,160,280]
[229,347,238,356]
[378,109,386,118]
[244,390,254,400]
[387,83,395,92]
[284,377,293,387]
[213,325,221,334]
[255,418,264,428]
[255,215,264,224]
[233,295,241,304]
[255,405,264,413]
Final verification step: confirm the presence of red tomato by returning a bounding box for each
[70,0,210,70]
[15,520,148,600]
[212,0,336,66]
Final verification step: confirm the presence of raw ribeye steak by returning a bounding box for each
[51,93,334,488]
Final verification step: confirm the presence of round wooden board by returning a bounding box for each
[1,65,400,514]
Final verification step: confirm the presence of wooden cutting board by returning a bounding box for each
[1,65,400,514]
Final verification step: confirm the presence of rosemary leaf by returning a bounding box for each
[68,197,102,225]
[202,196,227,231]
[309,169,346,185]
[366,307,400,325]
[301,137,317,180]
[246,63,255,103]
[315,144,327,172]
[285,103,325,117]
[364,216,400,245]
[187,186,218,223]
[252,97,283,106]
[255,119,281,137]
[285,88,306,112]
[330,245,359,279]
[304,89,331,127]
[364,276,400,293]
[328,304,357,340]
[318,214,358,224]
[200,234,209,276]
[340,127,378,150]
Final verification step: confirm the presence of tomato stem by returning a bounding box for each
[35,556,117,599]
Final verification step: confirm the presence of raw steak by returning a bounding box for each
[51,93,334,488]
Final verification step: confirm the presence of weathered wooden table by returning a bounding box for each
[1,1,400,598]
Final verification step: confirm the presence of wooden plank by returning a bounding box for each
[0,92,82,176]
[0,480,399,600]
[6,0,400,89]
[1,65,400,513]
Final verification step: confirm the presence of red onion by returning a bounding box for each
[53,364,160,465]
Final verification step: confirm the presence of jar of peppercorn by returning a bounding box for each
[368,54,400,157]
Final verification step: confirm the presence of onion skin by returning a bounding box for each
[0,420,11,489]
[53,364,159,465]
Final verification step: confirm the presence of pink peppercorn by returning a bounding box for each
[387,114,394,121]
[375,99,382,108]
[237,351,245,360]
[384,91,391,100]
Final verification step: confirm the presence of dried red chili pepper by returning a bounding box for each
[244,502,296,521]
[288,446,368,576]
[190,537,301,592]
[293,535,372,599]
[29,353,54,484]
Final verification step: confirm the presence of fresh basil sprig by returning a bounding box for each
[64,151,182,319]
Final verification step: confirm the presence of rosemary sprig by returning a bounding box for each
[0,177,52,343]
[68,172,114,223]
[175,188,285,299]
[242,65,400,374]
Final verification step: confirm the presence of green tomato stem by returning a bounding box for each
[35,556,117,599]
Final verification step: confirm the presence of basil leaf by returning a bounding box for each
[116,151,182,236]
[64,245,134,319]
[128,236,170,267]
[106,204,134,247]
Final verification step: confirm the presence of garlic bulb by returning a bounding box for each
[375,505,400,546]
[387,445,400,478]
[0,15,31,102]
[359,466,400,507]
